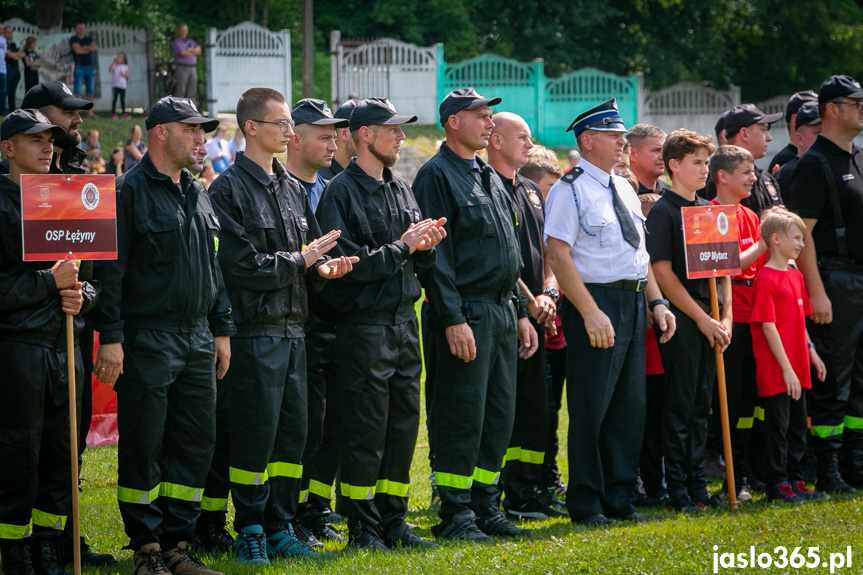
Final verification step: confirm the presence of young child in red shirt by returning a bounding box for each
[750,209,828,503]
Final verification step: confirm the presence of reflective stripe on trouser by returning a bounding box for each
[228,336,307,534]
[432,300,517,522]
[199,371,231,523]
[116,329,216,550]
[807,266,863,451]
[561,290,646,520]
[338,320,421,537]
[297,313,342,521]
[501,323,548,507]
[0,341,82,541]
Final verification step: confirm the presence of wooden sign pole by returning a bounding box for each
[66,311,82,575]
[709,277,738,511]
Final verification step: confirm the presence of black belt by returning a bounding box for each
[587,278,647,292]
[731,279,753,287]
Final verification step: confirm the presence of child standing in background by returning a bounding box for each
[109,52,130,119]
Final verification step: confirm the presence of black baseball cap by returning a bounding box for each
[292,98,349,128]
[723,104,782,138]
[785,90,817,124]
[1,109,66,142]
[818,75,863,104]
[21,81,94,111]
[146,96,219,132]
[795,102,821,130]
[350,98,417,131]
[439,88,501,126]
[334,99,359,121]
[715,110,729,138]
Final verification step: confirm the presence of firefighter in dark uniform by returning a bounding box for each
[0,110,94,575]
[318,98,357,181]
[776,102,821,206]
[702,104,784,213]
[207,88,355,564]
[791,75,863,493]
[87,97,235,575]
[544,99,675,525]
[486,111,565,520]
[768,90,817,174]
[413,88,537,541]
[316,97,444,550]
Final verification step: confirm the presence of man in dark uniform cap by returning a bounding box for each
[791,74,863,494]
[544,98,675,525]
[768,90,818,174]
[316,97,444,551]
[285,98,344,212]
[715,111,729,147]
[414,87,537,541]
[702,104,783,213]
[0,109,94,575]
[776,102,821,206]
[87,97,235,575]
[318,98,358,181]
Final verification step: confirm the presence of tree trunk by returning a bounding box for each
[302,0,314,97]
[37,0,66,31]
[249,0,256,23]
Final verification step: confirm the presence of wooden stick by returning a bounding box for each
[709,277,738,511]
[66,313,82,575]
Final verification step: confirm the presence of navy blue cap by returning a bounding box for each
[723,104,782,138]
[439,88,501,126]
[566,98,627,136]
[292,98,349,128]
[795,102,821,130]
[786,90,817,124]
[819,75,863,104]
[1,109,66,141]
[350,98,417,131]
[334,99,359,121]
[146,96,219,132]
[715,110,729,138]
[22,81,94,111]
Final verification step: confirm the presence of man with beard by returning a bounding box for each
[316,98,445,550]
[88,97,235,575]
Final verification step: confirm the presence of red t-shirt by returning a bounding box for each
[750,266,812,397]
[711,201,766,323]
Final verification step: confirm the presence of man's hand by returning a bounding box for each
[51,260,79,289]
[583,307,615,348]
[302,230,342,268]
[446,323,476,362]
[809,292,833,325]
[214,336,231,379]
[652,304,676,343]
[94,342,124,385]
[399,220,437,254]
[59,282,84,315]
[416,217,448,251]
[517,317,538,359]
[528,294,556,326]
[696,315,731,350]
[317,255,359,278]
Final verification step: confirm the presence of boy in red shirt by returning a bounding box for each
[710,145,769,501]
[750,209,828,503]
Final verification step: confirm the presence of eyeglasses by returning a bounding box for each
[252,119,295,133]
[831,100,863,111]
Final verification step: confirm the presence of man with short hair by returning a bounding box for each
[414,88,537,541]
[88,97,235,575]
[777,102,821,206]
[318,98,358,180]
[0,109,92,575]
[172,24,201,101]
[768,90,818,174]
[285,99,342,212]
[69,23,98,118]
[627,123,669,196]
[4,27,24,113]
[791,75,863,494]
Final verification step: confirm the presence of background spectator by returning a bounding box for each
[105,146,125,177]
[204,125,231,173]
[109,52,130,119]
[70,22,99,118]
[23,36,40,92]
[5,26,24,113]
[172,24,201,100]
[124,124,146,171]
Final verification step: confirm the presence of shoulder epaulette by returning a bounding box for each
[561,166,583,184]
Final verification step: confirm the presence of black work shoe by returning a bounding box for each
[430,513,493,543]
[634,494,667,508]
[816,451,857,494]
[309,516,343,542]
[193,520,234,553]
[1,539,36,575]
[666,495,703,514]
[791,481,829,501]
[292,521,324,549]
[610,511,648,523]
[475,512,532,538]
[133,544,171,575]
[78,537,116,566]
[347,527,390,553]
[504,498,567,521]
[574,513,613,527]
[767,483,805,504]
[385,526,439,549]
[161,542,223,575]
[692,492,724,509]
[28,533,70,575]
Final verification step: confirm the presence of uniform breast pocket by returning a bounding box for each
[582,205,620,248]
[134,214,180,266]
[247,212,279,252]
[454,193,495,238]
[205,213,221,262]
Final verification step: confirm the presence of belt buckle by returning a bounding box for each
[636,279,647,292]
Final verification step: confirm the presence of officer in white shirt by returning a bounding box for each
[544,99,676,526]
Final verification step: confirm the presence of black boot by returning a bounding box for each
[841,445,863,488]
[193,512,234,553]
[0,539,36,575]
[816,450,856,494]
[28,532,70,575]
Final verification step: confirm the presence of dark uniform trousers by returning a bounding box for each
[421,301,438,472]
[762,393,808,485]
[227,336,307,533]
[561,287,645,520]
[116,328,216,550]
[541,345,567,485]
[337,319,421,536]
[501,322,548,506]
[658,306,715,501]
[433,299,517,521]
[298,314,342,520]
[639,371,668,499]
[198,374,230,528]
[807,261,863,480]
[722,322,761,483]
[0,341,83,540]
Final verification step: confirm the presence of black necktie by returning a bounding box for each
[610,177,640,249]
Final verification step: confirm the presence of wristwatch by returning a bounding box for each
[541,287,560,305]
[649,298,670,312]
